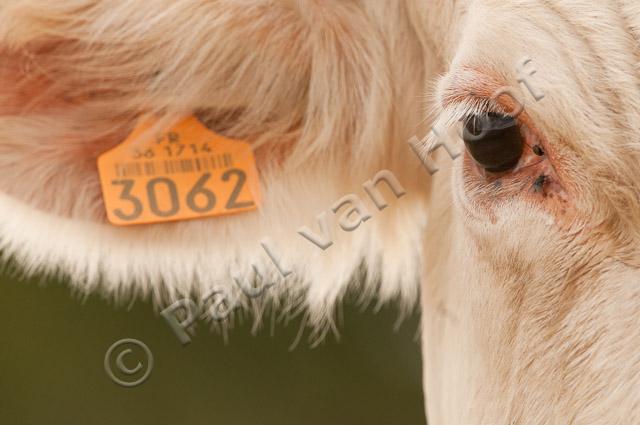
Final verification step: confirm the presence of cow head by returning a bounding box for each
[1,0,639,423]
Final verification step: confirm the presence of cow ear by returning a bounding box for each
[0,0,320,220]
[0,1,430,331]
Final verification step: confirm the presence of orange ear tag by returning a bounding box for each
[98,116,261,226]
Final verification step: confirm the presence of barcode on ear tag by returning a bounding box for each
[98,116,261,226]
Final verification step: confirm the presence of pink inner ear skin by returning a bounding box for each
[0,121,136,222]
[0,52,135,221]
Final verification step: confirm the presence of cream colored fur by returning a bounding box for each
[1,0,640,423]
[0,0,434,332]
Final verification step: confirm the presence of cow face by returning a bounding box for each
[421,1,640,423]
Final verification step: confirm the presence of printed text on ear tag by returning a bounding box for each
[98,116,261,226]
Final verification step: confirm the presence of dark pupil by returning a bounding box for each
[462,112,523,172]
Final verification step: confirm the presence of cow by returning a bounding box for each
[1,1,638,423]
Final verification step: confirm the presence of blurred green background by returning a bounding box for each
[0,269,426,425]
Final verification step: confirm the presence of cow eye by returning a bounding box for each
[462,113,523,172]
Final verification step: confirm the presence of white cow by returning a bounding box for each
[0,1,638,423]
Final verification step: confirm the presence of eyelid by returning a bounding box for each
[437,66,525,127]
[436,66,548,144]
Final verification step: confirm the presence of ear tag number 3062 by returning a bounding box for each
[98,116,261,226]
